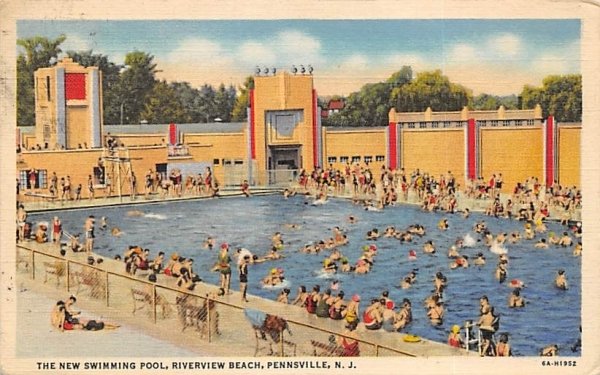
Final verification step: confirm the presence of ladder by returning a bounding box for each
[101,147,133,199]
[464,320,482,354]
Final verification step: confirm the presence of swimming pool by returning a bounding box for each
[31,195,581,356]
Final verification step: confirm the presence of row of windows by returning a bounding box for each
[477,119,536,127]
[327,155,385,164]
[214,158,244,166]
[19,169,48,190]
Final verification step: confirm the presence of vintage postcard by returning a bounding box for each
[1,1,599,374]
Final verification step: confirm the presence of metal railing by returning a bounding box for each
[17,243,418,357]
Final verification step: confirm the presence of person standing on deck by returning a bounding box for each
[239,255,250,302]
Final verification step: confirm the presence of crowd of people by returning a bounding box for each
[20,161,583,357]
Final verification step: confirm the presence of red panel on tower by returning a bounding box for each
[65,73,86,100]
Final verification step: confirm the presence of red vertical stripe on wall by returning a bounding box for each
[312,89,318,168]
[388,122,397,170]
[169,123,177,145]
[250,89,256,159]
[467,118,476,180]
[546,116,554,186]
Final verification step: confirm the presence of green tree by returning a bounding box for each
[141,80,186,124]
[115,51,158,124]
[66,50,122,124]
[231,76,254,122]
[214,84,237,122]
[471,93,518,110]
[393,70,471,112]
[520,75,581,122]
[169,81,200,122]
[197,84,217,123]
[16,34,66,125]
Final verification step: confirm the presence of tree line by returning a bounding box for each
[17,35,581,127]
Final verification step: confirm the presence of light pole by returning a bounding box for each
[120,102,125,125]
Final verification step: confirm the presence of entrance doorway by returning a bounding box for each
[268,146,301,184]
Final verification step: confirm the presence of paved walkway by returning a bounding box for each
[17,240,474,357]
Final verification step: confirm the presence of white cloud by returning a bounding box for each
[532,40,580,75]
[446,43,478,64]
[488,33,523,57]
[166,38,234,65]
[339,54,369,70]
[238,42,276,66]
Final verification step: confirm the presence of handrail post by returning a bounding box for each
[105,271,109,307]
[66,260,70,292]
[31,250,35,280]
[375,344,380,357]
[152,285,157,324]
[206,295,211,343]
[280,328,284,357]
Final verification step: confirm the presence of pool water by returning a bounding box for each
[32,195,581,356]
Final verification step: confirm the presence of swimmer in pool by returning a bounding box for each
[366,228,380,240]
[100,216,108,231]
[448,245,460,258]
[508,231,521,244]
[434,272,447,294]
[496,261,508,283]
[555,269,568,290]
[347,215,357,224]
[276,288,291,304]
[271,232,284,248]
[394,298,412,331]
[438,219,449,231]
[540,344,558,356]
[354,260,369,274]
[202,236,215,250]
[473,253,486,266]
[559,232,573,247]
[427,300,444,326]
[322,258,338,273]
[508,288,525,308]
[523,223,535,240]
[262,268,284,286]
[423,240,436,254]
[548,232,560,245]
[534,238,549,249]
[573,242,582,257]
[111,227,122,237]
[462,208,470,219]
[291,285,308,306]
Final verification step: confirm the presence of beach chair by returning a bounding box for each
[176,295,219,338]
[70,269,106,299]
[244,309,297,357]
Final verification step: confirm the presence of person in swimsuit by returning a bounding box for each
[540,344,558,356]
[16,204,27,242]
[328,291,346,320]
[508,289,525,308]
[344,294,360,326]
[84,216,95,253]
[315,289,332,318]
[427,300,444,326]
[447,325,463,348]
[276,288,291,304]
[51,216,62,246]
[555,269,568,290]
[496,333,512,356]
[306,285,321,314]
[216,243,232,294]
[381,300,397,332]
[363,299,384,330]
[238,255,250,302]
[292,286,308,307]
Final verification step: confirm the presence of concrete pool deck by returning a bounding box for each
[16,240,474,358]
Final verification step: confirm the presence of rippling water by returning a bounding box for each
[31,195,581,356]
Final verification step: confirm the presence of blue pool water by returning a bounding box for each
[31,195,581,356]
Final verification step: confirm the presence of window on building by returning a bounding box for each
[46,76,51,101]
[419,122,427,128]
[222,159,232,165]
[234,159,244,165]
[431,122,439,128]
[20,169,47,190]
[327,156,337,164]
[502,120,511,126]
[340,156,349,163]
[491,120,498,127]
[527,119,535,126]
[213,158,220,165]
[351,156,361,163]
[375,155,385,162]
[443,121,451,128]
[364,156,373,163]
[407,123,415,129]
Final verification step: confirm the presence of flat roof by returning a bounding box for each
[104,122,246,134]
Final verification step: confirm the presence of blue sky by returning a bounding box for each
[18,19,580,96]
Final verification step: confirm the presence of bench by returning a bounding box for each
[24,192,57,202]
[43,261,65,286]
